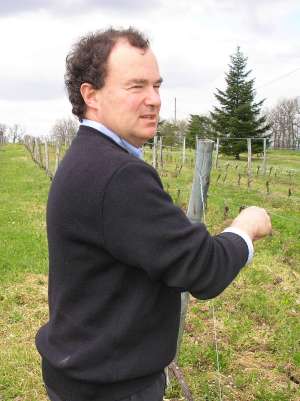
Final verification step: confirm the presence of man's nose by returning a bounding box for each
[145,86,161,107]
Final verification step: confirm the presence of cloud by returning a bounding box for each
[0,0,44,15]
[0,0,161,17]
[0,77,65,102]
[1,0,299,135]
[0,97,72,136]
[196,0,300,36]
[159,56,220,92]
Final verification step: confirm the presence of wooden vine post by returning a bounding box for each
[215,137,220,169]
[262,138,267,175]
[37,138,42,167]
[247,138,252,176]
[44,139,50,177]
[54,140,61,174]
[182,136,186,165]
[152,135,158,169]
[170,139,214,400]
[159,136,163,169]
[34,137,39,165]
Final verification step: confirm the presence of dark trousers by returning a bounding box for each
[46,373,166,401]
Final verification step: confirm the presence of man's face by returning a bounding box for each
[92,40,162,147]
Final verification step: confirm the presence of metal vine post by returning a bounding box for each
[170,139,214,401]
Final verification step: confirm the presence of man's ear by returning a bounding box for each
[80,83,100,110]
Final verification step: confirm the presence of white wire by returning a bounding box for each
[212,302,223,401]
[198,162,223,401]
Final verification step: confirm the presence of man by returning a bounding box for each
[36,28,271,401]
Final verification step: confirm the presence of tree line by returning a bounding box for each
[156,95,299,156]
[267,98,300,149]
[0,123,24,144]
[0,118,79,146]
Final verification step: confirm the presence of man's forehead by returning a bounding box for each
[106,40,161,82]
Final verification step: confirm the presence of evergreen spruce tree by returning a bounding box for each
[211,47,270,159]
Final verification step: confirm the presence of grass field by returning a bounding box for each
[0,144,299,401]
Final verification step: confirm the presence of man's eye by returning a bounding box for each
[131,85,143,89]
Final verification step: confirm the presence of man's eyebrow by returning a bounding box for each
[125,77,163,85]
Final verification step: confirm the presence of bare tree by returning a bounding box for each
[8,124,25,143]
[0,124,7,144]
[0,123,7,134]
[175,119,189,143]
[51,117,79,145]
[0,123,7,138]
[267,98,300,149]
[158,118,188,146]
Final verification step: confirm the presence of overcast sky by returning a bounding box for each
[1,0,300,136]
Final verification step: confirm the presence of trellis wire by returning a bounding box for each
[207,191,300,225]
[198,170,223,401]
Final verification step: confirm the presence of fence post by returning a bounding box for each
[262,138,267,175]
[215,137,219,168]
[34,137,39,164]
[54,140,61,174]
[28,136,33,156]
[175,139,214,361]
[37,138,42,167]
[182,136,186,165]
[44,139,50,176]
[152,135,157,169]
[159,136,163,169]
[247,138,252,176]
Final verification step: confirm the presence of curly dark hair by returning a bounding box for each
[65,27,150,121]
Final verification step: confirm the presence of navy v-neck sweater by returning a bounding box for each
[36,126,248,401]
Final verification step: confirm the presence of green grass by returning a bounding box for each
[143,146,300,400]
[0,145,49,401]
[0,144,299,401]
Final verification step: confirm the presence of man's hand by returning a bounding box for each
[230,206,272,241]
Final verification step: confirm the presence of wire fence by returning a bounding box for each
[22,134,300,213]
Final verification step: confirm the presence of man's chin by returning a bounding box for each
[127,127,158,147]
[143,129,158,142]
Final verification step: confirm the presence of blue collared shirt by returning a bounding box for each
[81,119,143,159]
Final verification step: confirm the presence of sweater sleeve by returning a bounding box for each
[102,162,249,300]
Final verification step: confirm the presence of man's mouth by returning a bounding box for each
[140,115,157,120]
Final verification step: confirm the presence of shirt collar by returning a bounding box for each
[81,119,143,159]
